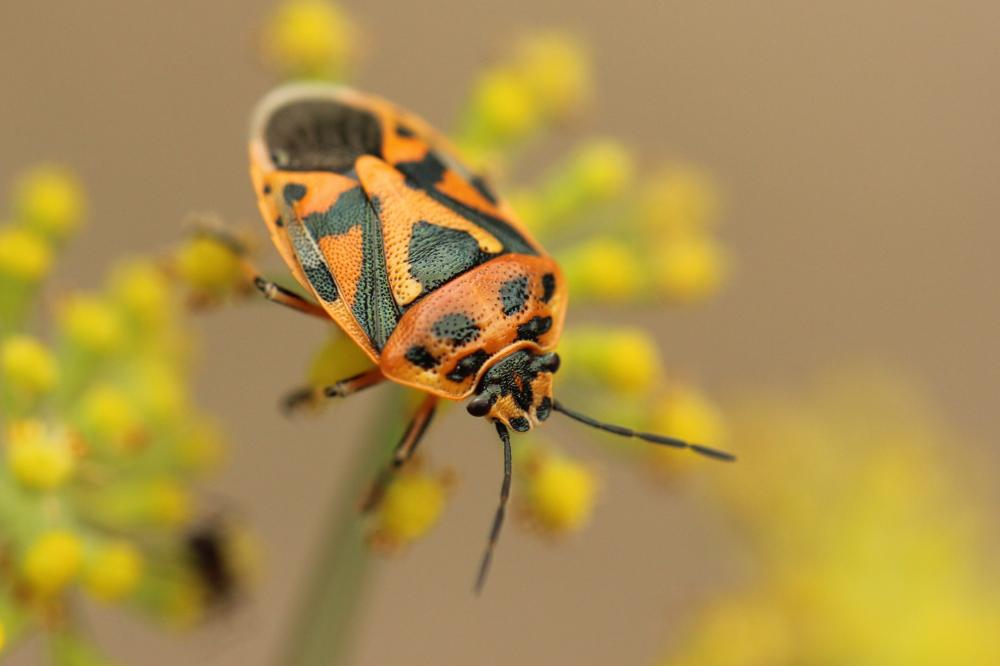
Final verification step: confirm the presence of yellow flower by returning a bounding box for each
[262,0,357,80]
[174,236,244,298]
[560,327,662,395]
[560,237,644,301]
[1,335,58,396]
[522,452,598,534]
[109,260,172,330]
[12,165,86,239]
[0,226,51,282]
[371,469,448,549]
[641,165,720,234]
[513,32,592,119]
[22,530,83,597]
[79,384,139,447]
[84,540,144,602]
[654,234,728,302]
[468,68,539,142]
[308,331,375,390]
[147,479,193,527]
[572,139,634,202]
[178,418,226,473]
[57,294,124,354]
[5,420,75,490]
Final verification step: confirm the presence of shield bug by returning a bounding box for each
[245,83,734,592]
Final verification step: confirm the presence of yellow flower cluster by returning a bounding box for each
[659,370,1000,666]
[369,463,451,551]
[517,445,599,535]
[0,165,239,658]
[261,0,357,81]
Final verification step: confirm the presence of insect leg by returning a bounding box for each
[474,421,513,594]
[282,368,385,414]
[360,394,439,512]
[251,274,329,321]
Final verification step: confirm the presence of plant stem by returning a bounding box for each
[278,387,405,666]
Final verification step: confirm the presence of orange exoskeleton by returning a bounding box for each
[245,83,734,591]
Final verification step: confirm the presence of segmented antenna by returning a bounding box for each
[552,400,736,462]
[474,421,513,594]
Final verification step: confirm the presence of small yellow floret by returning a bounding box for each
[13,165,86,239]
[641,166,720,234]
[561,237,643,301]
[1,335,57,396]
[58,294,124,353]
[148,479,192,527]
[525,454,598,533]
[0,226,52,282]
[514,33,592,118]
[84,540,144,602]
[22,530,83,597]
[6,420,75,490]
[110,260,171,330]
[174,236,244,297]
[471,68,539,140]
[263,0,356,80]
[79,384,138,446]
[178,419,226,472]
[572,140,634,201]
[373,472,447,548]
[0,619,5,654]
[654,234,728,303]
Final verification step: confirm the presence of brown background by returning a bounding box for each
[1,1,997,664]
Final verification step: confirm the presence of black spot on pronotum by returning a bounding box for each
[408,221,493,294]
[446,349,491,382]
[432,313,480,347]
[540,273,556,303]
[509,417,530,433]
[274,215,284,228]
[405,345,438,370]
[283,183,307,204]
[537,396,552,421]
[396,151,448,188]
[498,276,530,317]
[516,316,553,342]
[262,184,272,195]
[396,123,416,138]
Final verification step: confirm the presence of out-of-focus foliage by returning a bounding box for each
[658,369,1000,666]
[0,166,248,662]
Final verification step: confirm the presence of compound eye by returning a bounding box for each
[538,352,561,373]
[466,394,493,417]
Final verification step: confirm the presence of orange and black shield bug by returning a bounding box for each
[246,83,734,592]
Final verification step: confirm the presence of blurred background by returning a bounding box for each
[1,1,997,664]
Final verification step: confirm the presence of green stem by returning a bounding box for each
[278,387,405,666]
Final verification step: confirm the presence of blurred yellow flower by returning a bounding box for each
[513,33,592,119]
[641,165,720,234]
[522,452,598,534]
[147,479,193,527]
[1,335,58,397]
[6,420,75,490]
[654,234,728,302]
[58,294,124,354]
[370,468,448,549]
[0,619,4,654]
[561,237,644,300]
[174,235,245,299]
[22,530,83,597]
[12,165,86,240]
[262,0,356,80]
[573,140,635,201]
[109,259,172,331]
[650,386,727,472]
[84,541,144,602]
[178,418,226,473]
[79,384,139,448]
[0,226,51,283]
[560,327,662,395]
[469,69,539,142]
[308,331,375,391]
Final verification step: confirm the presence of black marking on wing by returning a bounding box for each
[499,276,530,316]
[285,206,339,303]
[515,316,552,342]
[395,152,538,256]
[265,100,383,173]
[299,187,401,350]
[283,183,307,204]
[469,175,499,206]
[408,221,495,295]
[432,313,480,347]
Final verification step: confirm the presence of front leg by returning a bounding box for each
[282,368,385,414]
